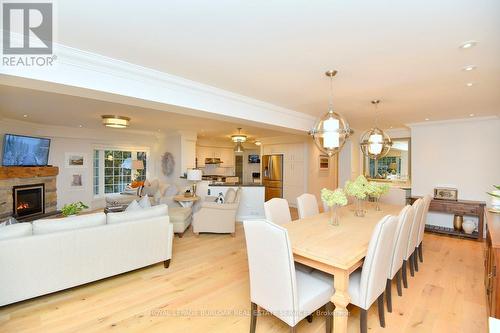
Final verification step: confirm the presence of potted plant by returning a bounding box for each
[321,188,348,226]
[487,185,500,212]
[345,175,370,217]
[367,182,390,211]
[61,201,89,217]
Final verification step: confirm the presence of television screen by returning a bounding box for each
[248,154,260,163]
[2,134,51,166]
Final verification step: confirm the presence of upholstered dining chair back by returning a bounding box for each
[417,195,432,246]
[358,215,398,309]
[388,205,415,279]
[243,219,299,327]
[405,198,424,259]
[296,193,320,219]
[264,198,292,225]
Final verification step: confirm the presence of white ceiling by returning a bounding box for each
[0,85,288,140]
[51,0,500,129]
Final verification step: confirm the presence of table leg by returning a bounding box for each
[332,269,350,333]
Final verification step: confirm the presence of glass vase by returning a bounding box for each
[355,198,365,217]
[329,205,340,226]
[374,197,381,211]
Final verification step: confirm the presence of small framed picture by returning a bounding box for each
[434,187,458,201]
[319,156,330,170]
[65,153,87,168]
[70,174,84,190]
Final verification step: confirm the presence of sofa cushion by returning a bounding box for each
[0,223,32,240]
[169,207,192,223]
[126,200,141,212]
[138,195,152,209]
[107,204,168,224]
[32,212,106,235]
[234,188,242,203]
[225,188,236,203]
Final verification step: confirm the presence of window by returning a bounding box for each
[93,148,148,196]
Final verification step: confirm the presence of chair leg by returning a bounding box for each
[409,253,415,277]
[378,293,385,328]
[290,326,297,333]
[414,249,419,272]
[360,308,368,333]
[402,260,408,288]
[164,259,171,268]
[250,302,257,333]
[386,279,392,313]
[418,243,424,263]
[306,314,313,323]
[325,302,333,333]
[396,269,403,296]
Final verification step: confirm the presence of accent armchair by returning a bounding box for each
[192,189,241,236]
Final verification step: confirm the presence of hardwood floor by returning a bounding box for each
[0,217,488,333]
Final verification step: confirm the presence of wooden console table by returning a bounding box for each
[410,196,486,240]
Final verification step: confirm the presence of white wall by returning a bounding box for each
[411,117,500,227]
[0,119,165,210]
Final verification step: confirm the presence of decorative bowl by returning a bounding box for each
[462,220,475,234]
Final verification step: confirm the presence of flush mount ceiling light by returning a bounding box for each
[460,40,477,49]
[254,140,262,146]
[231,128,247,143]
[309,70,351,157]
[101,115,130,128]
[360,100,392,160]
[462,65,477,72]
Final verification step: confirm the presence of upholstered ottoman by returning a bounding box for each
[168,207,192,237]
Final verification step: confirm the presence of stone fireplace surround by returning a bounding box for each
[0,167,58,220]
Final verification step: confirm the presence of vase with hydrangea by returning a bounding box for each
[321,188,348,226]
[345,175,369,217]
[367,182,390,211]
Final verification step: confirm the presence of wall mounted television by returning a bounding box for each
[2,134,51,166]
[248,154,260,164]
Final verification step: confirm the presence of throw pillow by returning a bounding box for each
[126,200,142,212]
[139,195,152,209]
[225,188,236,203]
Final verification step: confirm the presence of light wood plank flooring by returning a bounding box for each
[0,216,488,333]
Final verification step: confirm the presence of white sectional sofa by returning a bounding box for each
[0,204,173,306]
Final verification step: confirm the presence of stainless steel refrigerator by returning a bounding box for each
[262,154,283,201]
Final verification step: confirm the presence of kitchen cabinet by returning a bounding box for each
[197,146,235,167]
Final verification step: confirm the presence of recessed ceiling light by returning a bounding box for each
[78,125,83,128]
[23,114,28,118]
[425,118,430,121]
[462,65,477,71]
[460,40,477,49]
[466,82,474,87]
[469,113,475,117]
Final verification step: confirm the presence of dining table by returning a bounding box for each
[282,202,404,333]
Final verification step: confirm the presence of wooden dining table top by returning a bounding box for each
[282,202,404,271]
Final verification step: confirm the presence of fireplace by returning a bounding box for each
[13,184,45,219]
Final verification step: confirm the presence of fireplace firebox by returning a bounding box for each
[13,184,45,219]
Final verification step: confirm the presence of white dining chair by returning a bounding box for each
[296,193,320,219]
[313,215,398,333]
[402,198,424,287]
[264,198,292,225]
[416,195,432,264]
[385,205,415,312]
[244,220,334,333]
[379,187,407,206]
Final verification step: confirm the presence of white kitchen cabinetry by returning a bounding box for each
[197,146,235,167]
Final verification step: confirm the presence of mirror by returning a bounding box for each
[363,137,411,184]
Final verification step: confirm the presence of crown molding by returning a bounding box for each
[407,115,499,127]
[1,33,316,132]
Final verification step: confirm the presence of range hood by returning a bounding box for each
[205,158,223,165]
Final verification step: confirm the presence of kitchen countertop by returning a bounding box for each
[209,183,264,187]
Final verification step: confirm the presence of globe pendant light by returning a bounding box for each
[360,100,392,159]
[309,70,351,157]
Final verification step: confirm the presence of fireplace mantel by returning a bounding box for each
[0,166,59,179]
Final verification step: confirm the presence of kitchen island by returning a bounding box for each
[207,183,265,220]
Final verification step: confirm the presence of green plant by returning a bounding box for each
[345,175,369,199]
[487,185,500,199]
[61,201,89,217]
[321,188,348,207]
[367,182,390,199]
